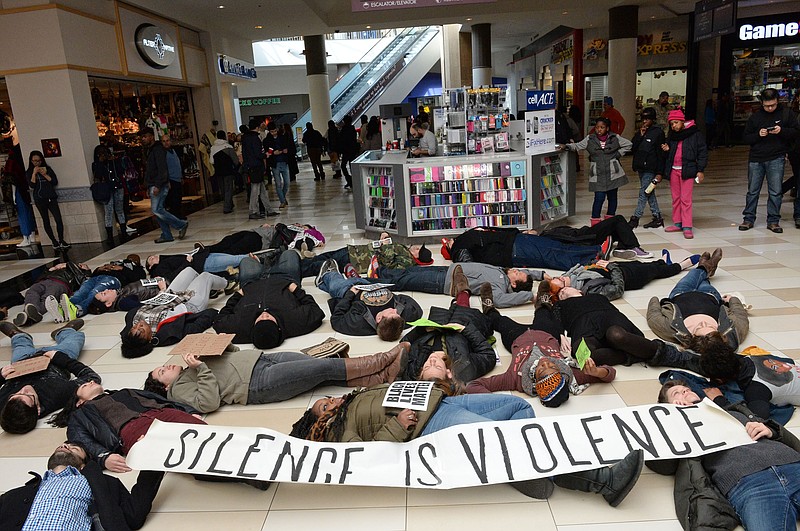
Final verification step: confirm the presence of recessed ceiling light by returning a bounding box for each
[218,4,224,8]
[466,18,472,21]
[366,25,371,28]
[255,25,263,29]
[562,11,568,15]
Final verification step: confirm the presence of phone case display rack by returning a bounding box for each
[539,152,569,223]
[442,87,510,156]
[365,165,397,230]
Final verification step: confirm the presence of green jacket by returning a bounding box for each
[646,295,749,350]
[329,384,446,443]
[167,349,262,413]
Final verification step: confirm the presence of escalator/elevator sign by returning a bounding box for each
[352,0,495,12]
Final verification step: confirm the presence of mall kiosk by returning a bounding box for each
[352,90,576,240]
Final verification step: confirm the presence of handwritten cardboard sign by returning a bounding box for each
[5,356,50,379]
[169,334,236,357]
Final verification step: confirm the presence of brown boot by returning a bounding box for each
[697,252,713,277]
[707,248,723,277]
[450,265,469,296]
[345,342,410,387]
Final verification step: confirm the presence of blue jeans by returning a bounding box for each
[203,253,248,272]
[727,463,800,531]
[668,268,721,303]
[512,234,600,270]
[301,247,351,278]
[11,328,85,362]
[320,273,368,298]
[421,394,535,435]
[591,188,619,218]
[71,275,121,315]
[743,157,785,225]
[634,171,660,218]
[15,189,36,236]
[272,162,290,204]
[373,266,448,294]
[150,184,187,240]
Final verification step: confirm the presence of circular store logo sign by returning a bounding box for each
[135,24,176,69]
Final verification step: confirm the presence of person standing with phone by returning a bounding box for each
[26,150,69,249]
[739,88,800,233]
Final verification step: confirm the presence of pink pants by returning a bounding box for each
[669,169,695,228]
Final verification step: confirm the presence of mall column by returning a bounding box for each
[607,5,638,137]
[471,23,492,88]
[304,35,333,132]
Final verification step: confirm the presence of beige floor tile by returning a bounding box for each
[407,501,556,531]
[406,483,545,506]
[142,511,267,530]
[0,428,67,456]
[558,521,683,531]
[264,507,406,531]
[151,473,276,512]
[205,407,307,434]
[271,483,406,510]
[613,379,665,406]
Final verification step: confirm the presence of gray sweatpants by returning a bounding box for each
[24,279,71,313]
[169,268,227,313]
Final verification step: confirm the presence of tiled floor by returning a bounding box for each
[1,147,798,530]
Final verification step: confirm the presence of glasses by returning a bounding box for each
[762,102,778,109]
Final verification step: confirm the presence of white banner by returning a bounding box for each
[127,400,753,489]
[525,109,556,155]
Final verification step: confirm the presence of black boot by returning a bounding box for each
[553,449,643,507]
[0,321,27,338]
[628,215,639,229]
[105,227,115,245]
[643,215,664,229]
[119,224,129,242]
[510,478,554,499]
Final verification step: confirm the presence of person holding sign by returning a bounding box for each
[558,117,633,226]
[290,383,645,505]
[119,268,226,358]
[143,344,408,413]
[0,320,98,434]
[655,380,800,531]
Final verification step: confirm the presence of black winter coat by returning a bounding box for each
[662,123,708,180]
[631,124,666,174]
[328,290,422,336]
[0,461,163,531]
[742,105,799,162]
[212,275,324,344]
[149,250,209,282]
[144,141,169,187]
[450,227,519,267]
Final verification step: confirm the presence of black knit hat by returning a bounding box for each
[414,244,434,266]
[252,320,283,349]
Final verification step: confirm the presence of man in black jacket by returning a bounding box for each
[629,107,666,229]
[740,88,800,232]
[0,441,163,531]
[213,275,324,348]
[0,321,98,434]
[242,119,278,219]
[211,129,240,214]
[142,127,188,243]
[338,115,359,190]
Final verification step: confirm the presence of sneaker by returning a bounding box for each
[643,216,664,229]
[661,249,672,265]
[266,211,280,217]
[479,282,495,314]
[628,216,639,229]
[632,247,653,259]
[535,280,554,310]
[44,295,64,323]
[13,311,28,327]
[224,279,240,295]
[343,263,360,279]
[178,221,189,240]
[59,241,71,249]
[299,241,315,258]
[664,225,683,233]
[50,319,84,340]
[60,293,78,321]
[367,255,380,279]
[248,213,262,220]
[600,236,613,260]
[194,242,205,250]
[24,303,43,324]
[154,237,174,243]
[315,258,339,287]
[611,248,636,260]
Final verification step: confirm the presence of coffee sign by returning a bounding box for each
[135,24,176,69]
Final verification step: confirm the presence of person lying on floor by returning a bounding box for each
[143,344,408,413]
[315,258,421,341]
[145,249,254,282]
[193,222,325,257]
[119,268,226,358]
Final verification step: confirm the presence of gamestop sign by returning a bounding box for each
[739,19,800,41]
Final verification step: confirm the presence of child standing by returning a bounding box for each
[560,117,633,225]
[661,109,708,239]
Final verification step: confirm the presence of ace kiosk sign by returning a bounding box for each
[524,90,556,156]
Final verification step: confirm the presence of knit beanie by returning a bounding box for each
[534,371,568,407]
[414,244,434,265]
[252,319,283,349]
[667,109,685,122]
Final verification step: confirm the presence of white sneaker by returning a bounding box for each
[44,295,66,323]
[28,233,37,243]
[16,236,30,247]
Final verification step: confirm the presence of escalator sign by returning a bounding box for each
[352,0,495,11]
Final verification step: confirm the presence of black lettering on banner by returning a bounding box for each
[189,432,218,470]
[677,406,726,451]
[612,412,658,458]
[649,406,691,455]
[269,439,308,481]
[238,434,275,478]
[309,448,337,483]
[207,433,235,475]
[494,426,515,481]
[417,443,442,486]
[521,423,557,473]
[405,450,411,486]
[553,422,591,466]
[164,429,198,468]
[580,416,615,465]
[339,447,365,484]
[458,429,488,483]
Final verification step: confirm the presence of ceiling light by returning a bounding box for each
[562,11,568,15]
[255,25,263,29]
[218,5,224,8]
[466,18,472,21]
[366,25,371,28]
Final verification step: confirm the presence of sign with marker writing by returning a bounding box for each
[382,381,434,411]
[127,400,754,489]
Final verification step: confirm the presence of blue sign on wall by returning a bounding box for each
[525,90,556,111]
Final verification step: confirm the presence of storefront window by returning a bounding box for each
[732,45,800,124]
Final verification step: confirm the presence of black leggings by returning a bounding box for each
[617,260,682,291]
[489,306,563,352]
[34,199,64,243]
[586,325,658,366]
[207,231,264,255]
